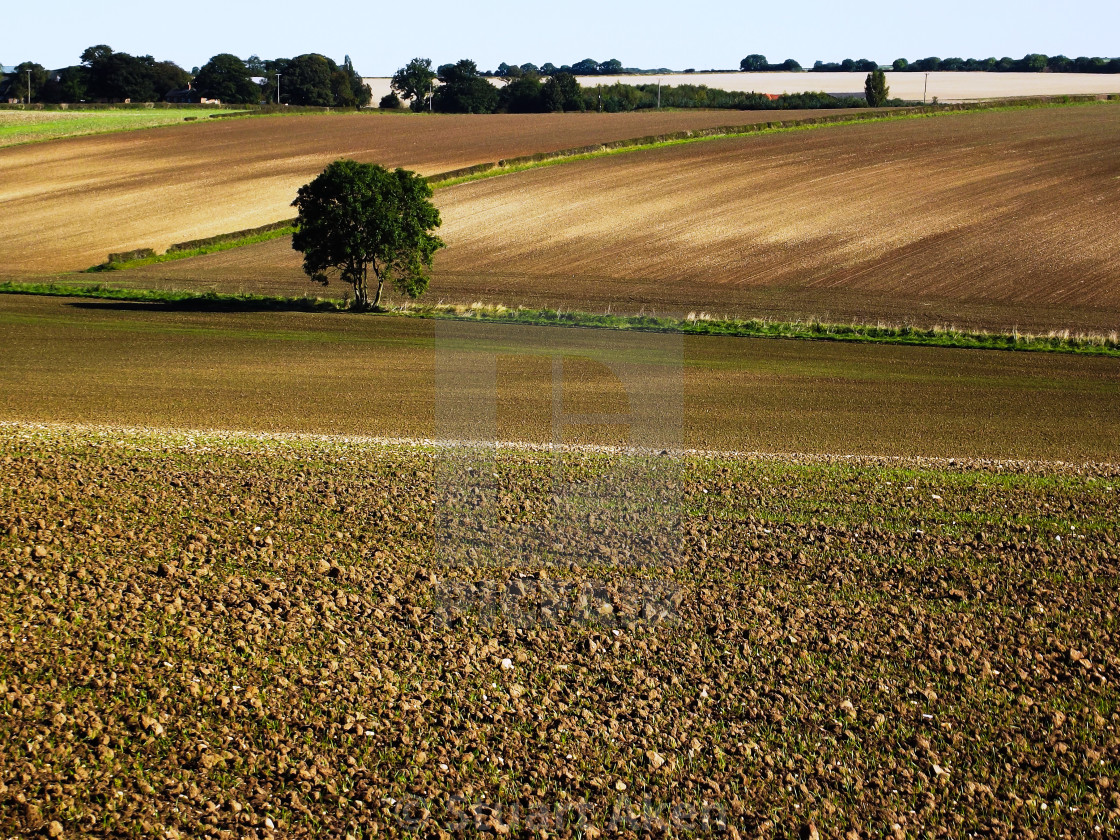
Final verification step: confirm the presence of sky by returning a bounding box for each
[4,0,1118,76]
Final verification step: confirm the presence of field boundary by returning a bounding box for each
[0,282,338,312]
[89,222,297,271]
[3,281,1117,358]
[88,95,1118,271]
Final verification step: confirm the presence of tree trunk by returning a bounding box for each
[353,264,371,311]
[353,264,368,310]
[372,272,385,310]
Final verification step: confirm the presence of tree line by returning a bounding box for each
[384,58,886,114]
[891,54,1120,73]
[492,59,664,77]
[385,58,584,113]
[739,52,1120,74]
[1,47,371,106]
[586,84,871,112]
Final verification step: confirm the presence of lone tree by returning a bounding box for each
[291,160,443,310]
[864,68,889,106]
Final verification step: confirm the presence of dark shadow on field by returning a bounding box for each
[65,298,343,315]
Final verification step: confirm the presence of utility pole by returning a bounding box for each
[657,78,661,109]
[275,73,281,105]
[923,72,929,104]
[429,81,432,111]
[27,69,32,105]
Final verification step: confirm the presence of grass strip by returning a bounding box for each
[86,225,296,272]
[403,302,1120,357]
[0,281,339,312]
[0,109,243,149]
[2,281,1117,357]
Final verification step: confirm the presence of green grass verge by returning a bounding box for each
[0,282,338,312]
[2,281,1117,357]
[405,302,1120,357]
[0,109,237,148]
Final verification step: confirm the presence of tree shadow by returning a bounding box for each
[65,297,345,315]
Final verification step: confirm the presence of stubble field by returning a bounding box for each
[116,104,1120,333]
[573,71,1120,103]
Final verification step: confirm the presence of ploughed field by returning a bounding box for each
[2,295,1120,462]
[0,109,849,275]
[122,104,1120,334]
[2,423,1119,838]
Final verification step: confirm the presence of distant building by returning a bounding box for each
[0,67,17,102]
[166,83,220,105]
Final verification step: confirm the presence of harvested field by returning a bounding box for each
[0,109,856,275]
[578,71,1120,102]
[362,72,1120,105]
[120,103,1120,334]
[1,295,1118,461]
[2,422,1120,838]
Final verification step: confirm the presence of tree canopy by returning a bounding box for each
[291,160,444,310]
[740,55,803,72]
[542,73,584,112]
[194,54,259,104]
[259,54,370,107]
[499,73,545,112]
[12,63,49,102]
[391,57,436,110]
[79,45,190,101]
[864,69,889,106]
[433,59,498,113]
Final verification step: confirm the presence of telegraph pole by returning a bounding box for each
[27,69,32,105]
[275,73,281,105]
[923,72,929,104]
[657,78,661,109]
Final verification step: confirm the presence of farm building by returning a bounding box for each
[166,84,220,105]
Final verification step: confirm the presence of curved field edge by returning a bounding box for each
[3,282,1118,358]
[88,96,1119,271]
[1,421,1119,838]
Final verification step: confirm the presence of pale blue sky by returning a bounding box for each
[4,0,1118,76]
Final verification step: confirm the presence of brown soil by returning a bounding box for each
[1,295,1118,462]
[111,104,1120,334]
[2,424,1119,838]
[0,109,851,274]
[431,104,1120,333]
